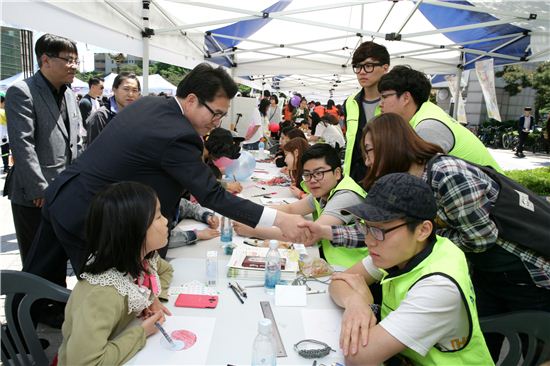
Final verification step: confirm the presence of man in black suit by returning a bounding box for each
[516,106,533,158]
[24,63,310,289]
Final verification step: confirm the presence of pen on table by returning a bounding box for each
[232,174,237,182]
[234,282,247,298]
[243,239,262,246]
[228,283,245,304]
[251,192,277,197]
[255,185,266,190]
[155,322,175,346]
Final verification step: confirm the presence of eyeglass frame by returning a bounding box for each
[357,220,410,241]
[380,92,399,100]
[352,62,383,74]
[198,98,227,121]
[302,168,335,182]
[46,54,80,66]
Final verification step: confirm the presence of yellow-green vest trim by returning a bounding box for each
[380,236,494,366]
[343,91,381,177]
[409,101,502,173]
[301,175,368,268]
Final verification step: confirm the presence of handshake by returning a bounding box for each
[274,212,331,245]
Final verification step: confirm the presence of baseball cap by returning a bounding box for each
[344,173,437,222]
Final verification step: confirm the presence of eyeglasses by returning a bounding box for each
[302,168,334,182]
[199,99,227,121]
[352,62,383,74]
[380,92,398,100]
[357,221,409,241]
[47,54,80,66]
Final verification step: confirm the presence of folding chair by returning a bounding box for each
[1,270,71,366]
[480,311,550,366]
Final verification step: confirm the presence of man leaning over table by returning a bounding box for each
[302,173,493,366]
[24,63,312,302]
[234,143,366,268]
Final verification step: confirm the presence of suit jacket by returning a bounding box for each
[44,96,263,242]
[518,115,532,133]
[5,72,80,206]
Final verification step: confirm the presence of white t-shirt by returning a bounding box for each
[362,256,470,356]
[244,108,266,144]
[314,123,326,137]
[322,124,345,148]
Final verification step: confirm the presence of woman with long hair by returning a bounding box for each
[243,98,270,150]
[282,136,309,199]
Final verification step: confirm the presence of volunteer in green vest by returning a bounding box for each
[328,173,493,366]
[343,41,389,183]
[378,65,502,172]
[233,144,367,268]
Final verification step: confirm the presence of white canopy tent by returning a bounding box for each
[1,0,549,103]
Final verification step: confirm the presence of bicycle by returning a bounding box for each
[501,128,518,151]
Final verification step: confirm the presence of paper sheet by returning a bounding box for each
[128,316,216,365]
[275,285,307,307]
[301,309,345,362]
[260,197,298,205]
[174,221,208,232]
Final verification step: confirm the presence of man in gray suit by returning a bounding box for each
[5,33,80,262]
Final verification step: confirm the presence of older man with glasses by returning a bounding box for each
[5,33,81,269]
[342,41,390,184]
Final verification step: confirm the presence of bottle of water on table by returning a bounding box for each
[258,139,265,158]
[220,216,234,255]
[251,318,276,366]
[264,240,281,294]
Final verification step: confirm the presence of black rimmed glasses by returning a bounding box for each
[47,54,80,66]
[380,92,398,100]
[357,221,409,241]
[302,168,334,182]
[352,62,383,74]
[199,99,227,121]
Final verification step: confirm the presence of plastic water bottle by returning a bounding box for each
[251,318,276,366]
[264,240,281,294]
[205,250,218,287]
[220,216,234,254]
[258,139,265,158]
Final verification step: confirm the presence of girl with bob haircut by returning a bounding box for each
[282,137,310,199]
[58,182,173,365]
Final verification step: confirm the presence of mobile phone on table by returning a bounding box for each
[175,294,218,308]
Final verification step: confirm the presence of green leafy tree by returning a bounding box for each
[149,62,188,86]
[75,70,105,83]
[495,65,531,96]
[531,62,550,114]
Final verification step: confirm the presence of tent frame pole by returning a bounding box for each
[453,53,464,119]
[142,0,151,95]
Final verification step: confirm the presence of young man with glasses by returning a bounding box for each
[5,33,81,269]
[342,41,390,184]
[317,173,493,365]
[234,144,366,267]
[378,65,501,172]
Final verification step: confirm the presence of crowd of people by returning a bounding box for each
[2,32,549,366]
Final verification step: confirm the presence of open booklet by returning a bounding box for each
[226,244,300,280]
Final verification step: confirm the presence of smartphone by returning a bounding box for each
[175,294,219,308]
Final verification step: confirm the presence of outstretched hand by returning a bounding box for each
[275,212,312,243]
[297,220,332,246]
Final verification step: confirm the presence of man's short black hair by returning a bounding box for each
[263,90,271,98]
[88,77,104,88]
[35,33,78,68]
[352,41,390,66]
[176,63,238,102]
[301,143,342,171]
[378,65,431,108]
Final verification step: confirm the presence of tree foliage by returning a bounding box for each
[495,65,531,96]
[149,62,188,86]
[531,62,550,113]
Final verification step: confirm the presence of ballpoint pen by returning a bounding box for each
[228,283,244,304]
[234,282,247,298]
[251,192,277,197]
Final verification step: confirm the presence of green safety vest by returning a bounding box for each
[380,236,494,366]
[343,91,381,177]
[301,175,368,268]
[410,101,502,173]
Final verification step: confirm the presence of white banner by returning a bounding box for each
[475,59,501,122]
[445,75,467,125]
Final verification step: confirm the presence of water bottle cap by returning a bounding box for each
[269,240,278,249]
[258,318,272,334]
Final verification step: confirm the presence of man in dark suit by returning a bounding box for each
[516,106,533,158]
[5,33,80,262]
[78,76,104,145]
[24,63,310,290]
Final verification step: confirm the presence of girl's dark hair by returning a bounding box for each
[259,98,270,117]
[285,127,306,140]
[361,113,444,190]
[326,99,335,109]
[270,95,279,104]
[282,137,309,186]
[81,182,158,278]
[113,72,141,91]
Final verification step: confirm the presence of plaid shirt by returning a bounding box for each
[425,156,550,289]
[331,222,365,248]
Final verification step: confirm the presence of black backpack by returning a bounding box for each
[426,154,550,258]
